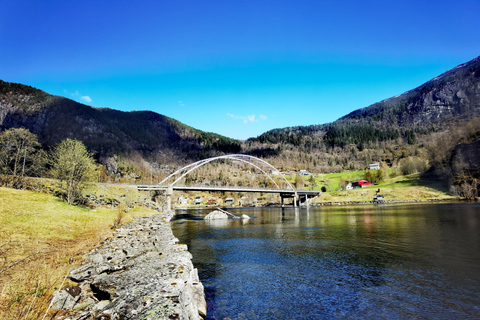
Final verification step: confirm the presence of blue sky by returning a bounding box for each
[1,0,479,140]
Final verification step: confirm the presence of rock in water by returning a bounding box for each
[241,214,250,219]
[204,210,229,220]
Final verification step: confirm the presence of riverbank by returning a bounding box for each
[313,185,456,206]
[174,185,456,209]
[49,211,206,320]
[0,187,157,319]
[171,173,458,208]
[0,186,206,320]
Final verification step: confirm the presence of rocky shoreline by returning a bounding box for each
[312,198,456,206]
[50,210,206,320]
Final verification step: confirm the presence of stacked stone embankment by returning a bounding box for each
[50,211,206,320]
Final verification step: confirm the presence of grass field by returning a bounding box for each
[0,187,156,320]
[279,169,454,203]
[313,173,454,203]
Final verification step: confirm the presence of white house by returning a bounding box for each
[369,163,380,170]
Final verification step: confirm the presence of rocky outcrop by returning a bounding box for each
[452,139,480,173]
[50,211,206,320]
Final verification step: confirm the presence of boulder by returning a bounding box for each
[204,210,230,220]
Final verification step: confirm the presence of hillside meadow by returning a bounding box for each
[0,187,156,320]
[311,172,455,203]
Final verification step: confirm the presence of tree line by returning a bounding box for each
[0,128,96,205]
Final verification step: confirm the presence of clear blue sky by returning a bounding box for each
[1,0,479,140]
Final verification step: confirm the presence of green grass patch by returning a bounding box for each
[314,172,454,203]
[0,186,157,320]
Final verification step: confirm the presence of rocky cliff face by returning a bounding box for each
[341,55,480,127]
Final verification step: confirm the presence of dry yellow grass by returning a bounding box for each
[0,187,156,320]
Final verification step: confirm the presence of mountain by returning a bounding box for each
[243,55,480,174]
[2,55,479,176]
[0,80,241,166]
[250,55,480,149]
[340,55,480,126]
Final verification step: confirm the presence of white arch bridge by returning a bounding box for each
[136,154,321,210]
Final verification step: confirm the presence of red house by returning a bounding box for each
[352,179,374,188]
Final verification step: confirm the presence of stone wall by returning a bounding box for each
[50,211,206,320]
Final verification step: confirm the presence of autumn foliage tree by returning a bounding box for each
[50,139,97,205]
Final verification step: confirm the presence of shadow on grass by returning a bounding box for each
[391,176,450,193]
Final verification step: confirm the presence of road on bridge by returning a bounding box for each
[136,184,321,209]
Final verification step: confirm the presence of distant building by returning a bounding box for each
[299,170,312,176]
[369,163,380,170]
[177,195,187,205]
[352,179,374,188]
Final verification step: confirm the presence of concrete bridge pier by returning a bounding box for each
[150,187,173,211]
[280,192,298,208]
[164,186,173,211]
[299,194,310,208]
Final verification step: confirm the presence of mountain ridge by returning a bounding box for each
[1,55,480,174]
[250,55,480,147]
[338,55,480,127]
[0,80,241,164]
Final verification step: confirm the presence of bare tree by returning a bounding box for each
[0,128,45,187]
[50,139,97,205]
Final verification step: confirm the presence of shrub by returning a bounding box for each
[399,157,428,175]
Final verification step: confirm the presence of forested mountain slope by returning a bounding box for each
[246,55,480,171]
[0,80,241,165]
[1,55,479,176]
[251,55,480,149]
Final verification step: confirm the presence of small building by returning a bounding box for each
[225,197,235,205]
[299,170,312,176]
[369,163,380,170]
[177,195,188,205]
[206,198,217,205]
[352,179,374,188]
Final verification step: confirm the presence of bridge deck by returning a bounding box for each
[136,184,320,196]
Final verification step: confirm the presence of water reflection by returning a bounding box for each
[172,203,480,319]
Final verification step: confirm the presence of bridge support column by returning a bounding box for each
[165,186,173,212]
[281,196,284,208]
[294,192,297,208]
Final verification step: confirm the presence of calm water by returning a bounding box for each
[171,203,480,319]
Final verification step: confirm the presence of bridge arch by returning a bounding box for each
[158,154,295,191]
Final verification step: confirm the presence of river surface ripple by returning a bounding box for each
[171,203,480,319]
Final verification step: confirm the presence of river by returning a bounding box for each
[171,203,480,319]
